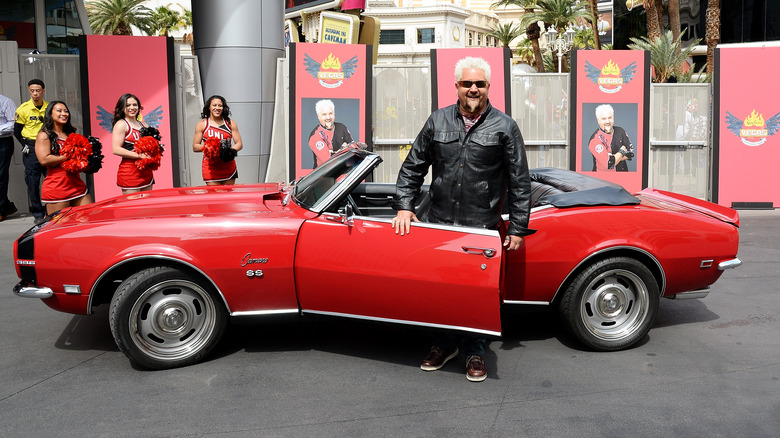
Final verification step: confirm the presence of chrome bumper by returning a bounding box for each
[718,258,742,270]
[14,282,53,298]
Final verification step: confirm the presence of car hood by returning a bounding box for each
[49,184,290,226]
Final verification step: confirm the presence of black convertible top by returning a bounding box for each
[529,168,640,208]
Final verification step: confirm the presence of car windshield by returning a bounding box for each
[292,150,367,210]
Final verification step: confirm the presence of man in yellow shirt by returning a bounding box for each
[14,79,48,223]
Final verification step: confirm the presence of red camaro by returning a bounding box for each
[13,149,741,369]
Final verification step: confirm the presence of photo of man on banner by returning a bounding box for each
[583,103,638,172]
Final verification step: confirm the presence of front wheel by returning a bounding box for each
[109,266,227,369]
[560,257,659,351]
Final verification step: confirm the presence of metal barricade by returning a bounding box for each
[648,83,711,199]
[511,73,570,169]
[18,53,83,133]
[372,65,431,182]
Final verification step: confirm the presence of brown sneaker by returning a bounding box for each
[420,346,458,371]
[466,355,487,382]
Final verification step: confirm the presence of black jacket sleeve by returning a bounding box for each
[393,116,435,212]
[14,122,24,145]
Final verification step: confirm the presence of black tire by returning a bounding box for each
[109,266,227,369]
[560,257,660,351]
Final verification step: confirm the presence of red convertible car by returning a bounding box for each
[14,149,741,369]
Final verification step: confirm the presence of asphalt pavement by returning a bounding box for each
[1,210,779,437]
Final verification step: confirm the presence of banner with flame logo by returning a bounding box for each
[290,43,371,179]
[584,59,637,94]
[716,46,780,207]
[725,109,780,147]
[571,50,649,193]
[303,52,359,89]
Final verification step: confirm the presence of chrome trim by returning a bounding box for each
[14,282,54,299]
[16,260,35,266]
[88,255,233,316]
[502,300,550,305]
[311,155,382,214]
[551,246,667,303]
[303,309,502,337]
[231,309,300,317]
[718,258,742,270]
[667,288,710,300]
[700,260,714,269]
[323,214,501,237]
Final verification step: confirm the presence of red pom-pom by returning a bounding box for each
[61,133,92,173]
[202,137,221,161]
[134,136,163,171]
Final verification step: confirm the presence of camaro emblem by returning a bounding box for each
[241,253,269,266]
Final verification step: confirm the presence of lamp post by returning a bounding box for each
[545,25,576,72]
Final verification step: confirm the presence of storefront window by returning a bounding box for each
[46,0,84,54]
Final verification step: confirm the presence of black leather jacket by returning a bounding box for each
[394,101,534,236]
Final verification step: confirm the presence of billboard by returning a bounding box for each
[289,42,372,179]
[571,50,650,192]
[714,46,780,208]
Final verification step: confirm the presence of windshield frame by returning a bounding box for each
[291,149,382,214]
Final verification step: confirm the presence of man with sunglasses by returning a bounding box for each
[391,57,534,382]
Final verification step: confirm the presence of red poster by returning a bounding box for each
[431,48,511,114]
[289,43,371,179]
[80,35,176,200]
[715,46,780,208]
[571,50,649,193]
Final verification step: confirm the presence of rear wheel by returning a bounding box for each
[109,266,227,369]
[560,257,659,351]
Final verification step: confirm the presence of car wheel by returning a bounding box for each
[560,257,659,351]
[109,266,227,369]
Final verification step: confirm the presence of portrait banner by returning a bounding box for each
[571,50,649,193]
[431,48,511,115]
[80,35,177,201]
[289,42,371,179]
[714,46,780,208]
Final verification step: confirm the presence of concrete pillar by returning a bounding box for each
[192,0,284,182]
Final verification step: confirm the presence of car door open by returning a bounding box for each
[295,216,503,336]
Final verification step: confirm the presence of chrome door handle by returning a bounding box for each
[462,246,497,258]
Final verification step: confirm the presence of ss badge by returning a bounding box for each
[246,270,264,278]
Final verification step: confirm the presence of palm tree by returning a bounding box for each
[518,0,594,72]
[86,0,153,35]
[705,0,720,74]
[628,30,700,83]
[491,0,544,72]
[644,0,662,41]
[572,26,595,50]
[489,22,524,49]
[516,38,536,65]
[587,0,601,50]
[150,6,187,36]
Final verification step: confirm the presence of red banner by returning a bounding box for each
[715,46,780,208]
[571,50,649,193]
[81,35,175,200]
[289,43,371,179]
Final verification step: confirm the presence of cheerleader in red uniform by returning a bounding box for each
[192,95,243,185]
[35,101,92,215]
[111,93,154,194]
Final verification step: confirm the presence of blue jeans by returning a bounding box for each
[431,331,486,357]
[0,137,13,212]
[22,142,46,218]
